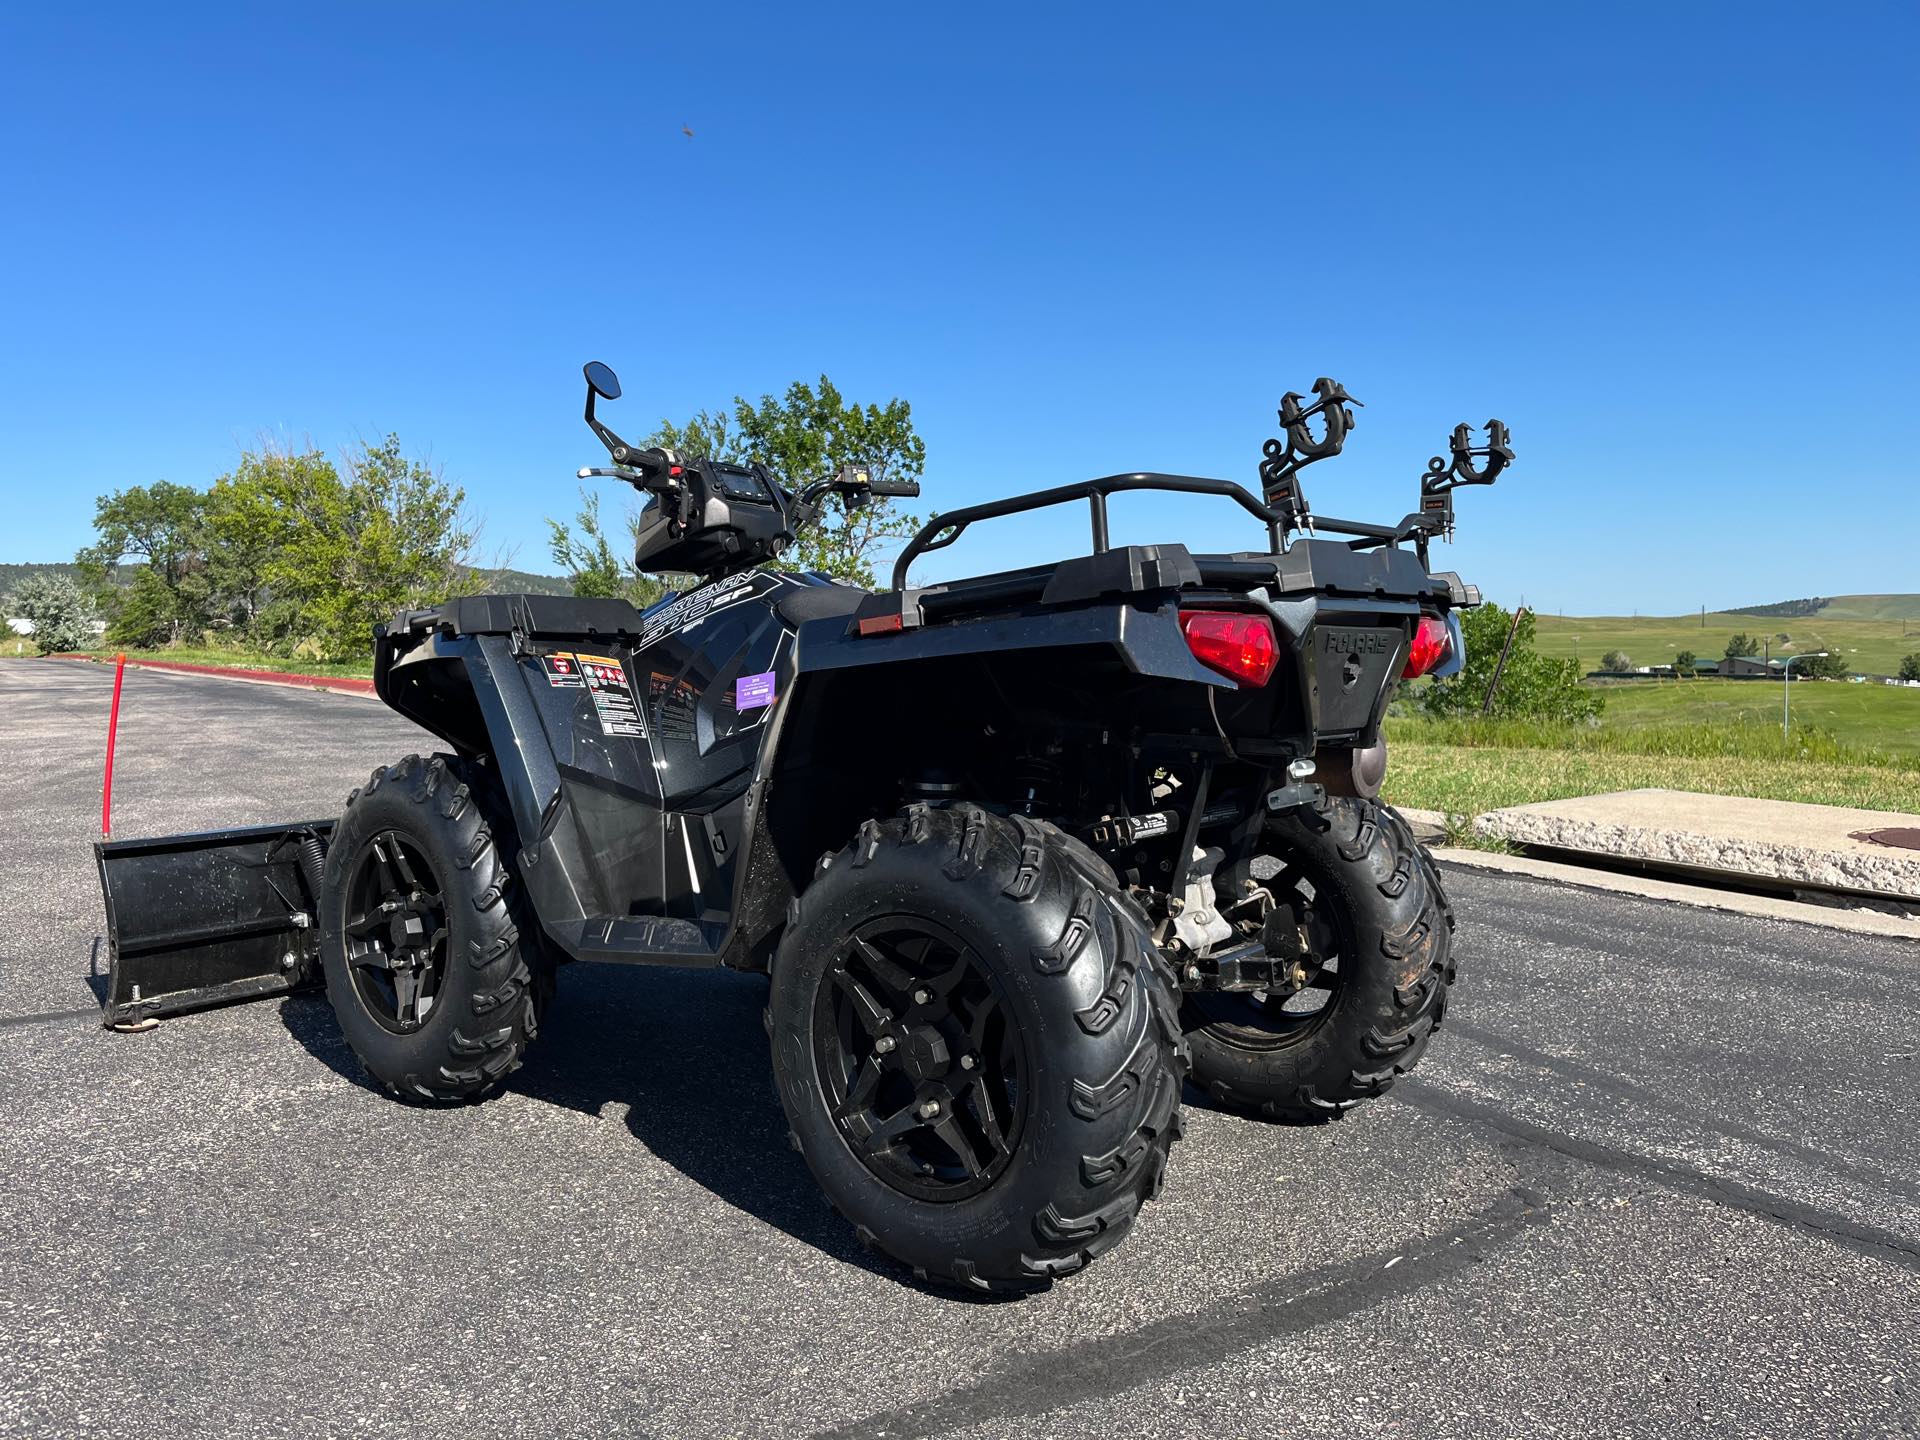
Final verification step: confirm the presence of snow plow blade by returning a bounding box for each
[95,821,333,1027]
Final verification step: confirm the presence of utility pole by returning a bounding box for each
[1482,606,1528,715]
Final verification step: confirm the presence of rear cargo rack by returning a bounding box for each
[890,471,1451,589]
[892,473,1286,589]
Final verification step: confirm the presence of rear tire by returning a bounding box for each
[1182,796,1455,1122]
[319,753,552,1103]
[770,802,1188,1293]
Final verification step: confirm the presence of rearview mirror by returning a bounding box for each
[583,361,622,401]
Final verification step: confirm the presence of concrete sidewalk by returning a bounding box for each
[1472,789,1920,902]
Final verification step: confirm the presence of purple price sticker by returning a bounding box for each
[736,671,776,710]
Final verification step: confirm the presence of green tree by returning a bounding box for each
[1420,603,1602,723]
[1900,653,1920,683]
[4,573,98,654]
[546,489,666,607]
[1673,649,1697,676]
[1724,632,1761,659]
[1797,650,1847,680]
[651,375,927,587]
[216,437,477,659]
[77,480,212,646]
[204,471,283,633]
[1599,649,1632,672]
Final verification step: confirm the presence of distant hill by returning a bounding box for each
[0,562,85,592]
[1728,594,1920,620]
[462,566,574,597]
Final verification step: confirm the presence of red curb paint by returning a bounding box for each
[103,653,125,838]
[52,653,375,695]
[123,658,377,694]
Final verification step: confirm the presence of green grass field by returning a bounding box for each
[1383,677,1920,825]
[1531,609,1920,678]
[1595,677,1920,758]
[1381,738,1920,821]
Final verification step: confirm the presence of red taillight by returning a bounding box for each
[1402,614,1451,678]
[1179,610,1279,687]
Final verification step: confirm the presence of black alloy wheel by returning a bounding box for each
[341,829,450,1034]
[1180,797,1458,1122]
[1182,862,1348,1047]
[771,802,1188,1291]
[813,916,1029,1202]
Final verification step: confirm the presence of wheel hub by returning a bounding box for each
[899,1022,950,1081]
[343,833,450,1034]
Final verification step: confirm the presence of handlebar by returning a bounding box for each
[577,453,682,491]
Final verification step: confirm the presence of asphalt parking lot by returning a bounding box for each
[2,658,1917,1439]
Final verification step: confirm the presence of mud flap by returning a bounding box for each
[95,821,334,1027]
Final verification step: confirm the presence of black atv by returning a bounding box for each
[96,362,1511,1292]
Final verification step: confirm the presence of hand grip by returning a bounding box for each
[867,477,920,498]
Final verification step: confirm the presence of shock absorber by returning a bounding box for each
[296,831,328,917]
[1011,754,1062,817]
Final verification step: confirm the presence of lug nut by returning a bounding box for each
[959,1054,977,1071]
[917,1100,941,1120]
[874,1036,896,1054]
[912,989,932,1006]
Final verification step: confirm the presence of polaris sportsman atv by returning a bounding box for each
[95,362,1512,1292]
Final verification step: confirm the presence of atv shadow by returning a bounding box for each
[280,963,976,1294]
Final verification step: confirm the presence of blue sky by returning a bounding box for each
[1,2,1914,613]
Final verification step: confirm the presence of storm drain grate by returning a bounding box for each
[1850,827,1920,851]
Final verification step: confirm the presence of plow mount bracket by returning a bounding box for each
[95,821,333,1028]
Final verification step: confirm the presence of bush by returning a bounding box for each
[4,574,98,655]
[1419,604,1602,724]
[1902,654,1920,683]
[1599,649,1632,672]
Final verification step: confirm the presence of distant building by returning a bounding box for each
[1719,655,1776,678]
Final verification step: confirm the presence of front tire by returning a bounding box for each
[319,753,551,1103]
[769,802,1188,1293]
[1182,796,1456,1122]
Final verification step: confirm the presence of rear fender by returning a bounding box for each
[792,597,1230,688]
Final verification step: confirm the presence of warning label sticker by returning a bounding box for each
[735,670,776,710]
[572,653,646,737]
[541,652,584,688]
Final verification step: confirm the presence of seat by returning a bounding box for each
[775,583,870,627]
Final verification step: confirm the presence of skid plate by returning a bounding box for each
[95,821,333,1027]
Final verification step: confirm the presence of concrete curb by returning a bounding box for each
[53,654,375,697]
[1431,846,1920,943]
[1394,806,1451,845]
[1472,790,1920,903]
